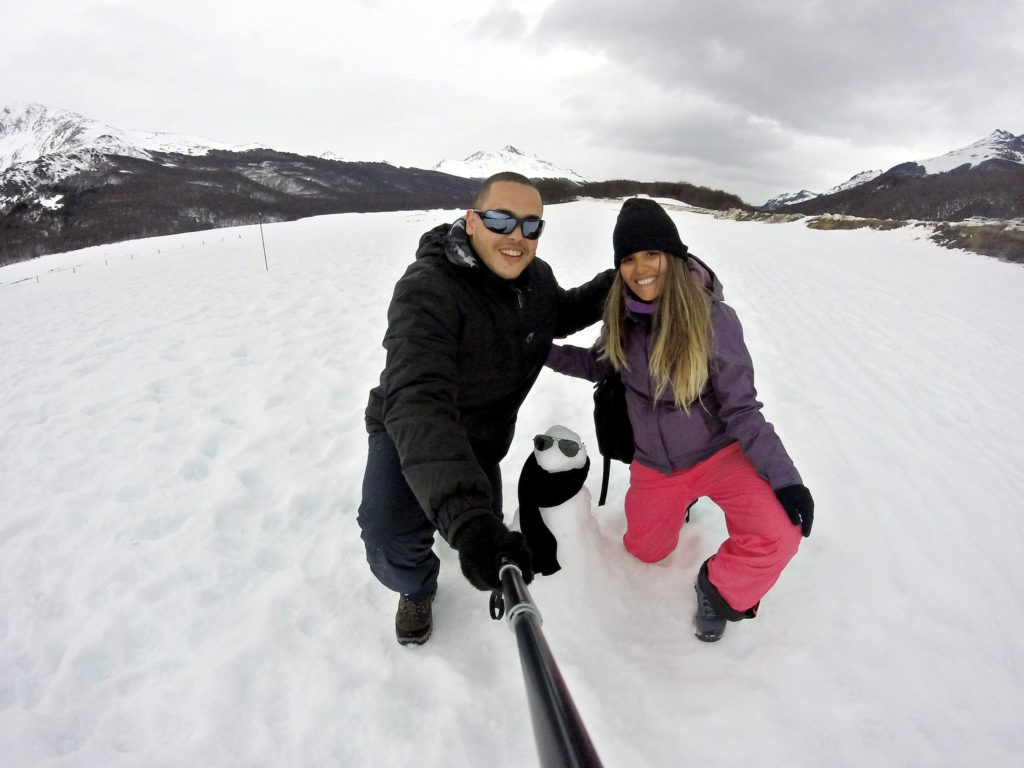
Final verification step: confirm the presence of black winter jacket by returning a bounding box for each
[365,219,614,545]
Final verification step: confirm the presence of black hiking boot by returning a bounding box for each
[693,560,758,642]
[396,594,434,646]
[694,569,727,642]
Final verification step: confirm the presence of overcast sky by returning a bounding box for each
[4,0,1023,204]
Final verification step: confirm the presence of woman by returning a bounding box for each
[546,198,814,641]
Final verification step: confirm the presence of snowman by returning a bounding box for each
[515,425,591,576]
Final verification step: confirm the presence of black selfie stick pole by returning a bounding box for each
[491,561,604,768]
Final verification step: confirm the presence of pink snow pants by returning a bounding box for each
[623,442,801,612]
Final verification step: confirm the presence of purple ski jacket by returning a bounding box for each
[546,256,802,490]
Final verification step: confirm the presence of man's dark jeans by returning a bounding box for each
[357,430,502,600]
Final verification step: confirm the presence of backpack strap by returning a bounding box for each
[598,454,611,506]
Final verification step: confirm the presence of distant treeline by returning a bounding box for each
[534,178,749,210]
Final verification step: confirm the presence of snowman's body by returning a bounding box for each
[516,425,591,575]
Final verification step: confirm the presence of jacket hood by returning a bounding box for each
[415,219,480,269]
[686,253,725,302]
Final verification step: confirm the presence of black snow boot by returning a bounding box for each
[396,594,434,646]
[694,566,728,642]
[693,560,758,642]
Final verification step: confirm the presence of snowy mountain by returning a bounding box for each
[825,168,885,195]
[761,168,888,208]
[763,170,886,210]
[0,102,262,176]
[918,129,1024,174]
[761,189,819,210]
[0,103,481,265]
[0,103,270,216]
[763,130,1024,221]
[435,145,589,183]
[763,129,1024,211]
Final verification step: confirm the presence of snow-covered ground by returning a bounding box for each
[2,200,1023,767]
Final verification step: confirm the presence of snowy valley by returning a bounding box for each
[2,199,1023,767]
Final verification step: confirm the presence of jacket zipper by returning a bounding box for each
[641,323,673,470]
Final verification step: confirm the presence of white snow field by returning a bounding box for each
[2,200,1023,767]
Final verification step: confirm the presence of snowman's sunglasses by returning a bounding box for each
[533,434,583,458]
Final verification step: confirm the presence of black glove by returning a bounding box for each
[775,484,814,538]
[453,515,534,591]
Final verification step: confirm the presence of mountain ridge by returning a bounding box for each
[4,103,1020,266]
[763,130,1024,210]
[0,103,264,173]
[1,104,744,266]
[0,105,481,265]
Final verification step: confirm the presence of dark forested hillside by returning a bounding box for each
[1,150,478,265]
[779,160,1024,221]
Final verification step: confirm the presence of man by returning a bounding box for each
[358,172,614,645]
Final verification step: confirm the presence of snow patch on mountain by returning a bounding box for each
[37,194,64,210]
[435,145,588,183]
[761,189,819,210]
[826,169,884,194]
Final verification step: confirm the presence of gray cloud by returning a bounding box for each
[474,8,528,39]
[537,0,1022,135]
[532,0,1024,198]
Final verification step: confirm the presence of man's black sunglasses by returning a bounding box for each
[472,209,545,240]
[533,434,582,458]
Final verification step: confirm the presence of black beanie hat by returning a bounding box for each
[612,198,688,268]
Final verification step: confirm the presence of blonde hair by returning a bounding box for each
[600,255,713,410]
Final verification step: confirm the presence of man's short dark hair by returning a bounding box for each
[473,172,540,208]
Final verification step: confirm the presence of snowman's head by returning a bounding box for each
[532,425,588,473]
